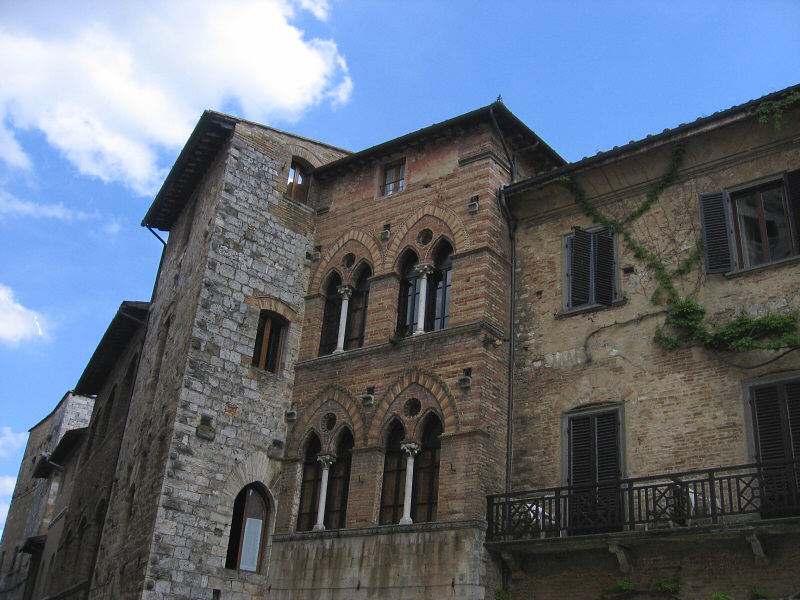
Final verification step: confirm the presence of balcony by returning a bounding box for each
[487,458,800,544]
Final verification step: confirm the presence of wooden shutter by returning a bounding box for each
[700,191,734,273]
[569,229,593,308]
[569,410,620,485]
[569,415,592,485]
[751,384,787,462]
[785,169,800,253]
[786,381,800,459]
[594,229,616,307]
[595,411,620,481]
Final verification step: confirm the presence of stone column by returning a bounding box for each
[413,264,435,336]
[334,285,354,353]
[399,442,420,524]
[313,454,336,531]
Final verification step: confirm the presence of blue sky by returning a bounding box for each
[1,0,799,533]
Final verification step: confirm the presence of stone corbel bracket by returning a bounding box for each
[745,531,768,567]
[609,541,633,573]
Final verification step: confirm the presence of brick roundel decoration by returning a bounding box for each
[288,384,363,455]
[309,228,383,293]
[384,203,469,272]
[367,367,459,445]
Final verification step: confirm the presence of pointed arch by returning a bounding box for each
[318,271,343,356]
[384,203,469,271]
[289,385,363,453]
[309,228,383,291]
[368,368,459,445]
[378,420,407,525]
[297,433,323,532]
[411,413,443,523]
[324,428,354,529]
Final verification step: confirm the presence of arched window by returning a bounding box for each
[225,484,269,572]
[297,434,322,531]
[252,311,286,373]
[318,273,342,356]
[397,252,420,336]
[411,415,443,523]
[286,159,310,203]
[379,422,407,525]
[324,430,353,529]
[426,242,452,332]
[344,266,371,350]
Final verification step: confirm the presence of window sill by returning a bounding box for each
[556,298,627,319]
[723,254,800,279]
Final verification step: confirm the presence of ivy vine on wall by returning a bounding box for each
[559,142,800,364]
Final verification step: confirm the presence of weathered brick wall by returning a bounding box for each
[510,113,800,490]
[509,531,800,600]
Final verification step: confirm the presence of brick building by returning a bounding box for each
[1,85,799,600]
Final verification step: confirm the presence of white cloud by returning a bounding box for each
[0,502,8,533]
[0,285,48,346]
[0,475,16,496]
[0,475,17,532]
[0,0,351,196]
[0,190,99,221]
[0,428,27,459]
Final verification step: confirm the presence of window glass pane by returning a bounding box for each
[287,166,296,185]
[736,193,765,267]
[762,187,792,262]
[239,517,262,572]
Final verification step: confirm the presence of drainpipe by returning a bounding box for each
[498,185,516,495]
[146,225,167,304]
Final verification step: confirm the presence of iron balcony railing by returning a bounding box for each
[487,458,800,542]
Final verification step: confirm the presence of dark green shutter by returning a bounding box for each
[569,229,592,308]
[751,384,786,462]
[785,169,800,253]
[569,416,592,485]
[787,381,800,459]
[700,191,734,273]
[594,229,615,307]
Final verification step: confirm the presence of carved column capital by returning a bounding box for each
[400,442,421,457]
[414,263,435,277]
[316,453,336,469]
[336,285,354,300]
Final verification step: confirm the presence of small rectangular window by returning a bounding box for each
[252,311,285,373]
[381,161,405,196]
[563,227,618,311]
[700,170,800,273]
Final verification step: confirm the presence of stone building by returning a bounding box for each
[0,391,93,600]
[1,84,799,600]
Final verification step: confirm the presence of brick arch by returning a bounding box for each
[376,415,408,448]
[219,451,279,516]
[367,367,459,445]
[384,203,469,271]
[316,267,345,296]
[244,296,299,323]
[284,143,328,169]
[411,408,445,441]
[423,235,454,264]
[309,228,383,291]
[289,385,363,455]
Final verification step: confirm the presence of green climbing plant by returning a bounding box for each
[561,142,800,358]
[752,90,800,131]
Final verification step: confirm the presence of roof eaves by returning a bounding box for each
[314,102,565,178]
[141,111,238,231]
[505,83,800,198]
[74,301,150,396]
